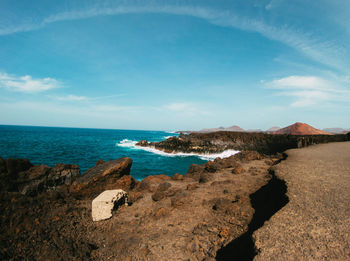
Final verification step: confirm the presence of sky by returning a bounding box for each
[0,0,349,131]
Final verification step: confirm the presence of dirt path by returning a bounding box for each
[253,142,350,260]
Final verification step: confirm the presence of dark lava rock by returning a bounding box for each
[0,157,6,173]
[72,157,133,198]
[185,164,205,181]
[96,159,105,166]
[5,158,33,176]
[17,163,80,196]
[136,140,149,146]
[0,158,80,196]
[140,131,350,155]
[204,161,218,173]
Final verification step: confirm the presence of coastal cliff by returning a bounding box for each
[137,131,350,155]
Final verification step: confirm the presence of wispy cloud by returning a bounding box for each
[0,2,348,72]
[164,102,211,116]
[0,72,60,93]
[48,93,125,102]
[265,75,350,107]
[52,94,89,101]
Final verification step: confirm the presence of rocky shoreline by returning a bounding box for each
[1,150,284,260]
[137,131,350,155]
[1,132,349,260]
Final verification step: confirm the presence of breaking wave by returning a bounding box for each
[116,139,239,160]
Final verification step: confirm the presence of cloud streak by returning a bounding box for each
[0,72,60,93]
[265,75,350,107]
[0,2,348,72]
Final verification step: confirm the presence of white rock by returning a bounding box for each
[92,189,128,221]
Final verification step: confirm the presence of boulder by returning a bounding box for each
[137,174,171,192]
[17,164,80,196]
[73,157,132,198]
[47,163,80,186]
[92,189,128,221]
[5,158,33,176]
[184,164,205,181]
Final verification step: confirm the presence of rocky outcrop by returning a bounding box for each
[0,158,80,196]
[141,131,349,155]
[17,163,80,196]
[72,157,136,199]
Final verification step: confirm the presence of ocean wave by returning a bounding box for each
[117,139,138,147]
[116,139,239,160]
[163,136,173,140]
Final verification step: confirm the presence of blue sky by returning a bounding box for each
[0,0,349,130]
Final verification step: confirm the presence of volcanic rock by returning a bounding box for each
[73,157,133,198]
[141,127,348,155]
[136,140,149,146]
[96,159,105,166]
[5,158,33,176]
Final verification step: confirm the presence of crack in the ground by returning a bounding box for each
[216,155,289,261]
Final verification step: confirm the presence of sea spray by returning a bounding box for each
[116,139,239,160]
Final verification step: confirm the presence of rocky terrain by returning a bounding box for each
[1,132,349,260]
[0,151,285,260]
[137,130,350,155]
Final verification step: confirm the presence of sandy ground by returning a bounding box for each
[253,142,350,260]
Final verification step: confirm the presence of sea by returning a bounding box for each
[0,125,239,180]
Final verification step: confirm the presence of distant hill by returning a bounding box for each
[246,129,263,133]
[266,126,280,132]
[273,122,332,135]
[225,125,245,132]
[196,125,245,133]
[323,128,350,134]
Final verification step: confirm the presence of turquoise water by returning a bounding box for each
[0,125,209,180]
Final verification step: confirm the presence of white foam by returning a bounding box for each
[163,136,173,140]
[117,139,138,147]
[116,139,239,160]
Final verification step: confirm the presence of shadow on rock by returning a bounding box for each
[216,170,289,261]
